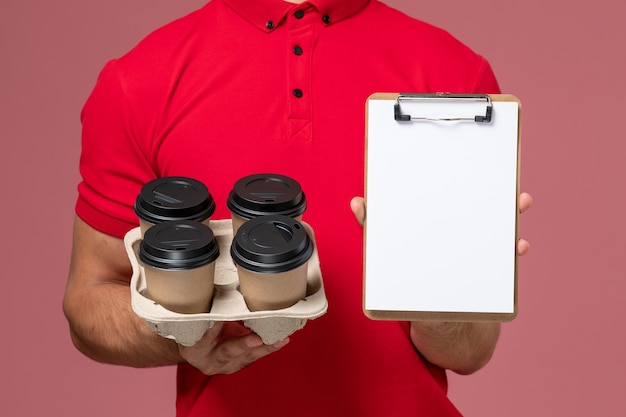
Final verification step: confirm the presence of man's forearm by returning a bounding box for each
[409,321,500,375]
[64,280,182,368]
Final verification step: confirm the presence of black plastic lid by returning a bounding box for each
[230,215,313,274]
[139,220,220,270]
[134,176,216,224]
[226,173,306,220]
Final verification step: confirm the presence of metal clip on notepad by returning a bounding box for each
[393,93,493,123]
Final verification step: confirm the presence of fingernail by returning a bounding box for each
[245,334,263,348]
[272,337,290,349]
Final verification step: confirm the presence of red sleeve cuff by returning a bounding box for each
[75,196,138,239]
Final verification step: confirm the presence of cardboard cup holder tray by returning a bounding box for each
[125,219,328,346]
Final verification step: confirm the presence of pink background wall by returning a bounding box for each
[2,0,625,415]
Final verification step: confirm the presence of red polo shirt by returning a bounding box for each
[77,0,500,415]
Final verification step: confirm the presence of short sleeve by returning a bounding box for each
[76,60,156,238]
[471,57,501,94]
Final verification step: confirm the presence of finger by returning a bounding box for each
[350,196,366,226]
[208,334,290,375]
[517,238,530,256]
[187,321,225,351]
[177,321,248,368]
[519,192,533,214]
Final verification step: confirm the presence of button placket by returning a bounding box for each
[286,7,316,131]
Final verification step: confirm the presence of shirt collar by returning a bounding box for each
[223,0,370,32]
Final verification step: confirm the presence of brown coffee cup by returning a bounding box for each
[230,215,313,311]
[139,220,220,314]
[226,173,306,234]
[134,176,216,236]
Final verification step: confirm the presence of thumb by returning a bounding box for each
[350,197,366,226]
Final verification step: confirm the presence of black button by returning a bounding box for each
[294,10,304,19]
[322,15,331,24]
[293,46,303,55]
[266,20,274,29]
[293,89,303,98]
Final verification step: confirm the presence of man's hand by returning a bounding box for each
[63,216,288,374]
[178,322,289,375]
[350,192,534,374]
[516,192,533,255]
[350,191,533,256]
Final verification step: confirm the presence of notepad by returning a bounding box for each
[363,93,521,321]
